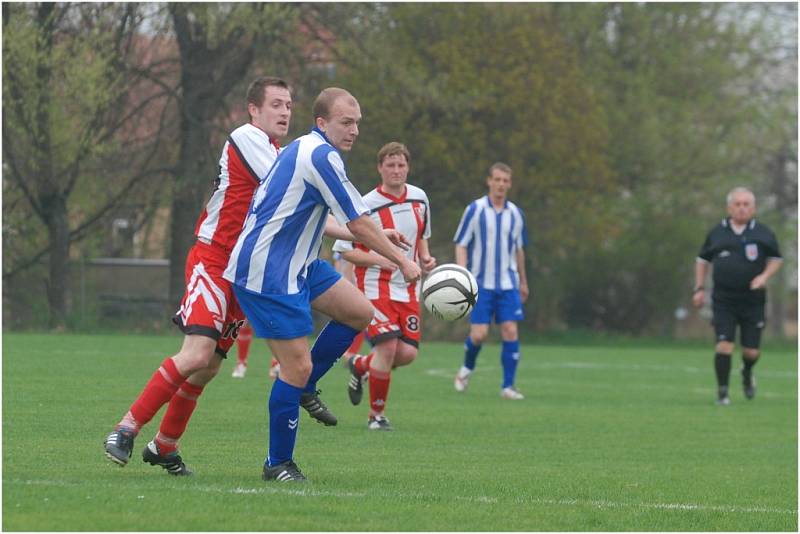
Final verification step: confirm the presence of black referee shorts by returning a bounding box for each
[712,298,766,349]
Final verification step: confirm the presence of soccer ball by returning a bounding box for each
[421,264,478,321]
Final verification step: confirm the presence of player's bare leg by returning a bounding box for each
[268,338,313,388]
[172,335,220,375]
[392,342,418,368]
[312,278,374,330]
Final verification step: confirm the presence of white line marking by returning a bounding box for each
[8,478,795,515]
[523,497,796,515]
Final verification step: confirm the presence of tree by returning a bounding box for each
[552,3,797,333]
[308,3,617,330]
[3,3,172,329]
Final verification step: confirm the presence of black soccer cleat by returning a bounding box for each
[142,441,194,476]
[262,460,307,482]
[347,357,365,406]
[716,385,730,406]
[104,427,135,466]
[742,369,757,400]
[300,390,338,426]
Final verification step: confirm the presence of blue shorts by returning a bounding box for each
[470,288,524,325]
[233,259,341,340]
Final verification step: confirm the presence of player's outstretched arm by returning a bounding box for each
[325,215,410,250]
[341,249,397,270]
[348,215,420,282]
[324,215,353,240]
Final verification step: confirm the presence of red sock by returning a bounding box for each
[129,357,186,426]
[368,368,391,415]
[236,324,253,365]
[156,381,205,455]
[346,331,365,356]
[355,353,374,376]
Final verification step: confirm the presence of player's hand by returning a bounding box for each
[691,289,704,308]
[399,258,421,283]
[520,281,530,303]
[383,229,411,251]
[750,274,768,290]
[420,255,437,273]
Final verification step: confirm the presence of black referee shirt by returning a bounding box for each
[698,218,781,302]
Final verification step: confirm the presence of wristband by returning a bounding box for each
[693,286,704,292]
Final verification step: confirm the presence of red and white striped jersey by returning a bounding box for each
[195,123,279,254]
[333,184,431,302]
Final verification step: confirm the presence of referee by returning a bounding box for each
[692,187,782,405]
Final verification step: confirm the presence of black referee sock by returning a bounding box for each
[714,353,732,389]
[742,355,758,377]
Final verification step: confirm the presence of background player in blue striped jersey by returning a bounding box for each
[452,162,529,400]
[224,88,421,482]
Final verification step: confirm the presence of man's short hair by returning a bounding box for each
[312,87,356,121]
[488,162,512,177]
[246,76,290,109]
[727,187,755,205]
[377,142,410,166]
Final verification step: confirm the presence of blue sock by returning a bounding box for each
[267,379,303,467]
[464,336,482,370]
[501,340,520,389]
[303,321,360,393]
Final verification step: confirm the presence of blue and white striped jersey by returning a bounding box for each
[224,127,369,295]
[453,196,528,290]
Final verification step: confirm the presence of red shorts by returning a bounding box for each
[172,241,245,355]
[366,298,421,347]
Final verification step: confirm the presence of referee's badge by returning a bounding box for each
[745,243,758,261]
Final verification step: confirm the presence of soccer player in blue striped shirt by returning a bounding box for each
[224,88,421,482]
[452,162,529,399]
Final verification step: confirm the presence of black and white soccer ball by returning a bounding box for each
[421,264,478,321]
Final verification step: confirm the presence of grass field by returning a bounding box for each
[3,332,797,531]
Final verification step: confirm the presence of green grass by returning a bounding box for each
[3,332,797,531]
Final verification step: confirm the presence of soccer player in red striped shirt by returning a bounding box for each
[103,77,293,474]
[334,142,436,430]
